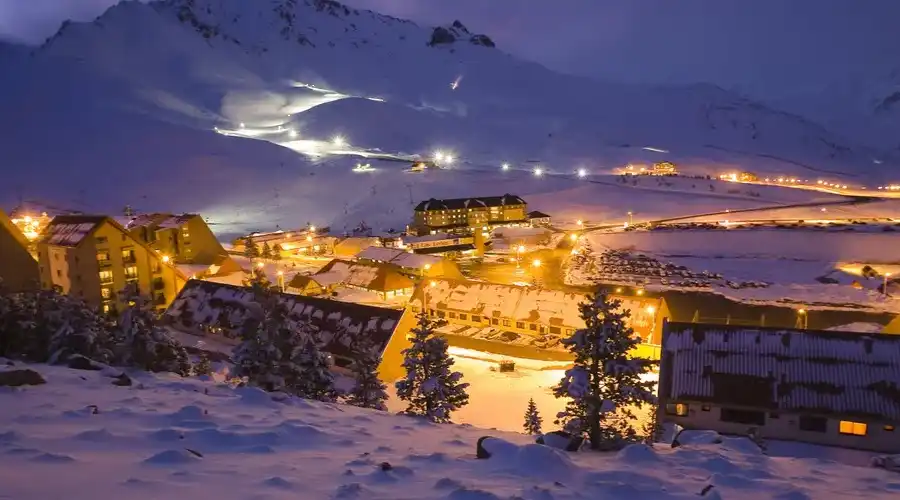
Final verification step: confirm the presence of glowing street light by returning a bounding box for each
[885,272,892,295]
[501,163,510,171]
[239,122,245,129]
[569,233,578,242]
[161,255,170,263]
[615,287,623,293]
[444,155,455,164]
[646,305,656,314]
[434,151,445,162]
[576,168,587,178]
[532,259,542,268]
[534,167,543,177]
[636,289,645,296]
[256,261,265,269]
[576,219,583,226]
[277,270,285,292]
[309,225,316,232]
[289,129,298,139]
[627,211,634,226]
[332,135,346,147]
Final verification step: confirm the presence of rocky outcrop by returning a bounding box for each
[428,21,496,48]
[0,369,47,387]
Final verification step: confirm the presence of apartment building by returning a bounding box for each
[0,209,39,292]
[37,215,187,313]
[410,194,527,235]
[126,213,225,265]
[659,322,900,453]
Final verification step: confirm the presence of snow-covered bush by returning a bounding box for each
[112,285,192,376]
[396,313,469,423]
[554,291,657,450]
[345,333,388,410]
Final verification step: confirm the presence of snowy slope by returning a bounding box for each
[2,362,898,499]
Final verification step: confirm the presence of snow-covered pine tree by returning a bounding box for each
[553,290,657,451]
[345,332,388,410]
[290,322,338,402]
[523,397,543,434]
[271,244,283,262]
[232,292,286,391]
[261,242,273,260]
[243,266,272,294]
[243,237,260,260]
[395,312,469,423]
[47,295,114,364]
[194,352,212,376]
[113,284,192,376]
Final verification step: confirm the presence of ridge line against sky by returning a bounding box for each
[0,0,898,101]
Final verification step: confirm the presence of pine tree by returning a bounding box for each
[48,296,114,364]
[243,237,260,260]
[345,333,388,410]
[232,293,287,391]
[395,313,469,423]
[113,285,192,376]
[523,398,543,435]
[243,266,271,293]
[290,323,338,402]
[195,353,212,376]
[271,244,283,262]
[553,290,657,451]
[261,242,273,260]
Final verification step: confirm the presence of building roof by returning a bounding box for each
[414,194,526,212]
[356,247,441,270]
[412,243,475,255]
[38,215,109,247]
[316,259,414,292]
[165,280,404,358]
[0,209,30,249]
[662,322,900,420]
[527,211,551,219]
[287,274,325,290]
[126,213,198,231]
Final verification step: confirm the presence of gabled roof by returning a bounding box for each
[662,322,900,420]
[414,194,526,212]
[0,209,30,249]
[126,213,199,231]
[165,280,404,358]
[356,247,441,270]
[527,211,551,219]
[287,274,325,290]
[316,259,414,292]
[38,215,109,247]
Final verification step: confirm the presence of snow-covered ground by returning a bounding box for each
[3,363,899,499]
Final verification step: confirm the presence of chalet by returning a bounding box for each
[355,247,463,279]
[658,322,900,453]
[165,280,414,377]
[313,259,415,301]
[527,211,552,227]
[286,274,327,296]
[0,209,39,291]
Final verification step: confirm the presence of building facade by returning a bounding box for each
[410,194,527,235]
[0,209,40,292]
[37,215,187,313]
[658,322,900,453]
[126,213,226,265]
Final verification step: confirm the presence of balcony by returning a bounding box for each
[122,256,137,264]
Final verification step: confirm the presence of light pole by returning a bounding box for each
[277,270,285,293]
[423,280,437,316]
[531,259,542,286]
[628,211,634,226]
[885,272,892,295]
[797,308,807,330]
[516,244,525,270]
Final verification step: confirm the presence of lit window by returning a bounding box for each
[839,421,867,436]
[124,266,138,279]
[98,270,113,284]
[101,288,112,299]
[665,403,689,416]
[885,425,895,432]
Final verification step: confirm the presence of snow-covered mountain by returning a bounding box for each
[0,0,896,226]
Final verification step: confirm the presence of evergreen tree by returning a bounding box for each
[271,244,283,262]
[113,285,192,376]
[553,291,657,450]
[232,292,287,391]
[195,353,212,376]
[261,242,273,260]
[523,398,543,435]
[243,237,260,260]
[290,323,338,402]
[48,296,114,364]
[345,333,388,410]
[243,266,272,293]
[395,313,469,423]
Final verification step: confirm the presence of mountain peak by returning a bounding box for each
[428,20,496,48]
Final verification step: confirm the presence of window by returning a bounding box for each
[95,236,107,244]
[839,421,867,436]
[665,403,689,416]
[565,328,574,335]
[182,227,190,238]
[152,261,161,274]
[701,404,711,412]
[101,288,112,299]
[471,315,480,322]
[102,304,110,314]
[124,266,138,280]
[99,270,113,284]
[448,312,457,319]
[97,251,110,264]
[799,416,827,433]
[502,319,510,327]
[885,425,895,432]
[549,326,561,334]
[720,408,765,426]
[516,321,525,329]
[121,248,136,263]
[459,313,467,321]
[491,318,499,325]
[436,311,446,318]
[529,323,537,331]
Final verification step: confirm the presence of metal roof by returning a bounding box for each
[414,194,526,212]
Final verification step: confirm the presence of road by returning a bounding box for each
[462,237,592,294]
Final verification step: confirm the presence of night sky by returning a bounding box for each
[1,0,897,99]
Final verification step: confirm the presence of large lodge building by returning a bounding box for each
[410,194,528,235]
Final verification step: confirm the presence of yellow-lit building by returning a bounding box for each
[37,215,187,313]
[126,213,226,265]
[652,162,678,175]
[0,209,40,292]
[410,194,527,235]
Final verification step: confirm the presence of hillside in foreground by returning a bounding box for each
[1,362,897,499]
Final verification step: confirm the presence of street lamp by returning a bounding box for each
[277,270,285,292]
[532,259,542,268]
[577,168,587,178]
[884,272,892,295]
[569,233,578,242]
[576,219,583,227]
[628,211,634,226]
[423,280,437,316]
[797,308,808,329]
[256,262,265,269]
[501,163,510,171]
[161,255,170,263]
[516,244,525,269]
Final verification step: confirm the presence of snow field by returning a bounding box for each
[2,363,899,499]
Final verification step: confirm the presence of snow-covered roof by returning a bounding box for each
[39,215,107,247]
[315,259,414,292]
[662,323,900,420]
[414,194,526,212]
[355,247,441,270]
[126,213,197,231]
[165,280,404,358]
[527,211,551,219]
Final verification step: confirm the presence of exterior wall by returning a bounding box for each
[377,308,420,382]
[179,216,225,264]
[0,223,39,292]
[39,245,75,295]
[414,204,527,231]
[663,401,900,453]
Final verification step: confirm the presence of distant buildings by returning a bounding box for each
[37,215,187,313]
[306,259,416,301]
[0,209,40,292]
[527,211,552,227]
[355,247,463,279]
[126,213,227,265]
[658,322,900,453]
[410,194,527,235]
